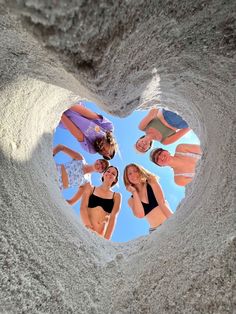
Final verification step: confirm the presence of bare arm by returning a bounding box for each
[149,176,173,218]
[61,114,84,142]
[53,144,84,160]
[127,186,145,218]
[176,143,202,154]
[80,185,94,230]
[67,183,90,205]
[104,193,122,240]
[161,128,191,145]
[70,103,101,120]
[138,108,158,131]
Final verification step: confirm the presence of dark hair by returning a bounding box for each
[150,148,165,166]
[135,135,153,153]
[102,166,119,187]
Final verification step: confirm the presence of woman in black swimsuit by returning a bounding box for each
[123,163,173,233]
[80,166,121,239]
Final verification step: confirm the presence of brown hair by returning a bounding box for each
[96,159,109,173]
[135,135,153,153]
[102,166,119,187]
[149,148,166,166]
[123,163,155,187]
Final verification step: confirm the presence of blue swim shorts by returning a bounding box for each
[162,109,189,129]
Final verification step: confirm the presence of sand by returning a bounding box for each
[0,0,235,313]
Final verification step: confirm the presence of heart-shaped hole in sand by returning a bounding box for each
[53,100,201,242]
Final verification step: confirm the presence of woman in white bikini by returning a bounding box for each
[150,144,202,186]
[80,166,121,240]
[53,144,109,205]
[123,163,173,234]
[135,108,191,153]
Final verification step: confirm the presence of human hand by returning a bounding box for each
[85,224,94,231]
[100,215,109,225]
[149,108,158,119]
[102,215,110,225]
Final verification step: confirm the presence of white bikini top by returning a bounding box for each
[175,151,201,160]
[174,151,201,177]
[175,172,195,178]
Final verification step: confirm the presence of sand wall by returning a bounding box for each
[0,1,235,313]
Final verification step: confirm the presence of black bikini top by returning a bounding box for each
[132,183,158,216]
[88,187,115,214]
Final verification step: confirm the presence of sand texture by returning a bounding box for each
[0,0,235,313]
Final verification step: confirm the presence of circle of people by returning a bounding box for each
[53,103,202,240]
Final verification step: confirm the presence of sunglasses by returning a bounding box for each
[151,149,164,164]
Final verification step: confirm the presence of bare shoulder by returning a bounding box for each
[176,144,186,152]
[148,176,163,196]
[176,143,202,154]
[84,182,91,188]
[128,197,133,208]
[148,174,158,185]
[114,192,122,201]
[84,183,93,194]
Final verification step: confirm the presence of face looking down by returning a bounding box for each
[98,138,115,159]
[153,150,170,166]
[102,166,119,187]
[94,159,108,173]
[135,136,151,153]
[126,165,141,185]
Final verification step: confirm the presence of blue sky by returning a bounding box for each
[53,101,200,242]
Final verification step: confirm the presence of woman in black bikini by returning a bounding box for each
[123,163,173,233]
[80,166,121,240]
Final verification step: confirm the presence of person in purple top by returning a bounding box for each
[59,103,117,160]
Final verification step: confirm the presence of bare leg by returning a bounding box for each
[70,104,100,120]
[61,165,69,188]
[61,114,84,141]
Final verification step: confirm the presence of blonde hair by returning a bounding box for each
[123,163,157,187]
[94,132,118,160]
[97,159,109,172]
[106,136,118,160]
